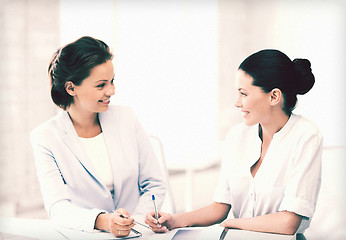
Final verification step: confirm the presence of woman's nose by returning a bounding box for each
[107,84,115,96]
[234,96,241,108]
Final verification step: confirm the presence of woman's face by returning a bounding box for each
[71,60,115,113]
[234,69,272,126]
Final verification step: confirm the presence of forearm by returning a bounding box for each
[174,202,231,228]
[223,211,302,235]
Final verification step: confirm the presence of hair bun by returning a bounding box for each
[293,58,315,95]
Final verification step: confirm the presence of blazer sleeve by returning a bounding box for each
[30,125,70,210]
[30,124,105,232]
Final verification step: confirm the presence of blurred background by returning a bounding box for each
[0,0,345,239]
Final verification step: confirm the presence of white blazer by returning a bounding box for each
[31,105,166,230]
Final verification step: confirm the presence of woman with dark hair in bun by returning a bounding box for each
[146,49,322,239]
[31,36,166,238]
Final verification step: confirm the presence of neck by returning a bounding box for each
[67,105,100,130]
[260,111,290,142]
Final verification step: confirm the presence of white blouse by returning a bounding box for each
[214,114,323,233]
[79,133,114,190]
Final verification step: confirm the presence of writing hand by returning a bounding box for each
[109,208,135,237]
[145,211,174,233]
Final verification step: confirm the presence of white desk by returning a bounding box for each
[0,217,64,240]
[0,217,296,240]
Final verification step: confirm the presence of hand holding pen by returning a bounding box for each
[145,195,174,233]
[145,210,173,233]
[110,209,135,237]
[113,211,150,230]
[95,208,134,238]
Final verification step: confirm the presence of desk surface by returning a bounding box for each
[0,217,295,240]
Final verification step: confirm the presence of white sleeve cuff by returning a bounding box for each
[213,187,231,205]
[279,196,315,219]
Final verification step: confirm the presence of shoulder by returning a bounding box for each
[287,114,323,150]
[31,113,60,135]
[290,114,322,138]
[30,113,61,144]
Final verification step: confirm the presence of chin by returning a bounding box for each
[97,106,109,113]
[243,119,258,126]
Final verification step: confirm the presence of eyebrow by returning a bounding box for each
[95,75,115,83]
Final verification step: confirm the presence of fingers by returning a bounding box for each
[109,209,135,237]
[145,211,170,233]
[158,211,173,225]
[115,208,131,219]
[151,225,169,233]
[111,228,131,237]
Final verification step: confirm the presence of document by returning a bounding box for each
[53,225,141,240]
[147,224,296,240]
[148,224,223,240]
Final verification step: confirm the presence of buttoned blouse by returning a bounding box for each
[214,114,323,233]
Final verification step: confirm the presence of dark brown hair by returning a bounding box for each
[48,36,113,110]
[239,49,315,115]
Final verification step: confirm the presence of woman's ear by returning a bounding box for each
[270,88,283,106]
[65,81,76,96]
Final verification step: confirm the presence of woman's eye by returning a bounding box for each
[110,79,114,85]
[97,83,106,88]
[240,92,247,96]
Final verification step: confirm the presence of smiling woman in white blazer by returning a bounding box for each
[30,36,166,238]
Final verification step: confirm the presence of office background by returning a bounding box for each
[0,0,345,239]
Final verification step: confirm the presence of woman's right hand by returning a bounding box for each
[145,211,174,233]
[109,209,135,237]
[95,208,134,238]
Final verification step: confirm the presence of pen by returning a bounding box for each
[152,194,160,227]
[113,211,151,229]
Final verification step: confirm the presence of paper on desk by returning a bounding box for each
[52,224,141,240]
[148,224,223,240]
[147,225,296,240]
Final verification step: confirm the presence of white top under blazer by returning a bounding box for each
[214,114,323,233]
[79,133,114,189]
[31,105,167,231]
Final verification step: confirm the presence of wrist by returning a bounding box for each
[173,213,188,228]
[95,212,111,231]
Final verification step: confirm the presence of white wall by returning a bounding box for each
[60,0,115,46]
[0,0,59,216]
[113,0,219,168]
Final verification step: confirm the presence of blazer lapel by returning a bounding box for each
[56,110,105,185]
[99,110,124,204]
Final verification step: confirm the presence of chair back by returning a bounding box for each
[149,135,176,214]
